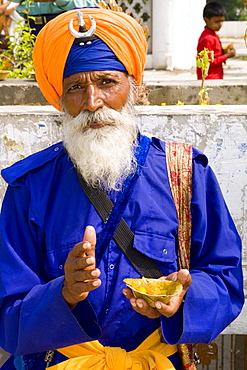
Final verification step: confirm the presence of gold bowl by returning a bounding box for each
[0,70,10,80]
[124,277,183,308]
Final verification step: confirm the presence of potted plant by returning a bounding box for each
[0,1,36,79]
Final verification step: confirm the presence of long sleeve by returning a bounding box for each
[198,35,227,67]
[0,184,101,356]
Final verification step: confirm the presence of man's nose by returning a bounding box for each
[81,85,104,112]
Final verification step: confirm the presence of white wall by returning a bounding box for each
[151,0,205,70]
[218,21,247,39]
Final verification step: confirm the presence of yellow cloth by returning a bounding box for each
[33,8,147,111]
[49,328,177,370]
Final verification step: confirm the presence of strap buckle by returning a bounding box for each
[34,16,43,25]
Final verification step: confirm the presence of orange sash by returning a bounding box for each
[49,328,176,370]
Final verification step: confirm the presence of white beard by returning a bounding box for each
[62,97,138,191]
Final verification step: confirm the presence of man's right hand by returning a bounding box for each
[62,226,101,308]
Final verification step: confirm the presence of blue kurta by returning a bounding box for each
[0,136,244,369]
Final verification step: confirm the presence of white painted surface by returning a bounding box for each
[0,105,246,336]
[218,21,247,39]
[152,0,205,70]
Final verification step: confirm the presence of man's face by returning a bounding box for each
[62,70,131,118]
[62,73,138,191]
[204,16,225,32]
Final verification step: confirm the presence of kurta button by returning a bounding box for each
[109,264,114,269]
[59,265,63,269]
[163,249,168,254]
[54,147,59,151]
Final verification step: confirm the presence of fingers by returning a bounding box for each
[62,226,101,307]
[123,269,192,318]
[72,225,96,259]
[153,295,184,318]
[124,290,181,319]
[83,225,96,249]
[123,288,161,319]
[66,242,95,273]
[160,269,192,288]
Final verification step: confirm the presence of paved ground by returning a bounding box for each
[143,37,247,83]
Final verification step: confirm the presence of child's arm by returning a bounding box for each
[198,37,227,67]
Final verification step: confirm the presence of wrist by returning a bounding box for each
[62,285,78,308]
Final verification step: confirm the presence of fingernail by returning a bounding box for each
[92,280,100,286]
[91,270,98,277]
[137,302,143,308]
[130,299,136,307]
[155,302,162,310]
[86,257,94,264]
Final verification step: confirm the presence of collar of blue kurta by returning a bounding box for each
[95,134,151,261]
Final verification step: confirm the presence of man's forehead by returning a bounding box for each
[63,70,127,84]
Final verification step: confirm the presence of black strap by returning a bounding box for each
[77,173,162,278]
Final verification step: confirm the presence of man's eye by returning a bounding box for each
[102,79,116,85]
[68,84,82,91]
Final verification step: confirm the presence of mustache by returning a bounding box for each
[64,106,129,132]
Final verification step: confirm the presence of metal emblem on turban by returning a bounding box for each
[69,11,96,39]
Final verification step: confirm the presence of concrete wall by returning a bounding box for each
[3,79,247,106]
[0,105,246,342]
[218,21,247,39]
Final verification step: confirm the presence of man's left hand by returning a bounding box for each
[122,269,192,319]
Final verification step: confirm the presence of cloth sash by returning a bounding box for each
[166,143,196,370]
[50,328,176,370]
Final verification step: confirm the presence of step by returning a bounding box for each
[1,78,247,105]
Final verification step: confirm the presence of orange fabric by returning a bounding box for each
[49,328,177,370]
[33,8,147,111]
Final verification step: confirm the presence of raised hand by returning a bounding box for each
[62,225,101,308]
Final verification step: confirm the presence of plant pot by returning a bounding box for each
[0,70,10,81]
[29,71,36,80]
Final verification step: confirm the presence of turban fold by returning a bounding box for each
[33,7,147,111]
[63,39,128,78]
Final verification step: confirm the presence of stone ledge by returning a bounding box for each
[1,79,247,105]
[1,104,247,115]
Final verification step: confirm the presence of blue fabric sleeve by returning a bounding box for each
[161,157,244,344]
[0,184,101,356]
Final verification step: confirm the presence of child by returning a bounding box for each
[197,1,236,79]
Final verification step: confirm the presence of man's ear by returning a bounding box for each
[204,17,209,26]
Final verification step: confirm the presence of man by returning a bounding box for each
[0,7,244,370]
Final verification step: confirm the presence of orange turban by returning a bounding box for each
[33,7,147,111]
